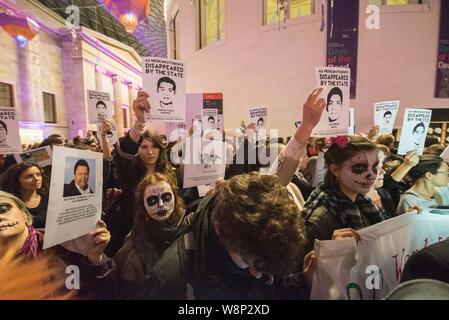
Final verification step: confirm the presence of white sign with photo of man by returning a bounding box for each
[312,67,350,137]
[249,107,267,133]
[0,107,22,154]
[142,57,186,122]
[87,90,114,124]
[374,101,400,134]
[43,147,103,249]
[183,140,226,188]
[397,108,432,156]
[202,109,220,141]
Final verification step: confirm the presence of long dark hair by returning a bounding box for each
[132,130,176,187]
[324,136,377,190]
[0,162,48,198]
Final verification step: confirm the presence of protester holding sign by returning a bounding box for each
[302,136,386,253]
[104,90,177,257]
[0,163,48,228]
[0,191,115,299]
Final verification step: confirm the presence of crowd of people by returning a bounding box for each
[1,88,449,300]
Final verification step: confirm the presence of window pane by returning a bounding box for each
[43,93,56,123]
[205,0,218,46]
[290,0,313,18]
[264,0,281,25]
[0,83,13,108]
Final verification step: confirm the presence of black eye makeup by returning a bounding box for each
[351,164,368,175]
[0,203,12,214]
[146,193,173,207]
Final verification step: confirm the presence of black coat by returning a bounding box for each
[63,180,92,197]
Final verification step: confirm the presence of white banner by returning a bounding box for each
[312,212,449,300]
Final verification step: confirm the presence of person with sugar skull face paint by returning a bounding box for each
[302,136,387,253]
[0,191,116,299]
[114,172,190,284]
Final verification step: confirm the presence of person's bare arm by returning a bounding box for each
[390,150,419,182]
[99,119,113,161]
[129,90,150,143]
[269,88,325,186]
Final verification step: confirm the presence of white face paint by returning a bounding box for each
[143,182,175,222]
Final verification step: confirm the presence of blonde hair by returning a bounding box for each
[0,191,33,226]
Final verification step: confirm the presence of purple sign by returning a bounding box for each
[435,0,449,98]
[326,0,359,99]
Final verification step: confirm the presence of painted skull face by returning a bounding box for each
[338,150,379,194]
[143,182,175,222]
[0,198,28,240]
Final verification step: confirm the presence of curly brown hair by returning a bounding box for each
[213,173,306,276]
[0,163,48,199]
[134,172,184,227]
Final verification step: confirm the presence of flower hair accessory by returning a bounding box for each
[324,136,350,149]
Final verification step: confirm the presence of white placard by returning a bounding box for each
[312,67,350,137]
[87,90,114,124]
[183,140,226,188]
[312,150,327,187]
[143,57,186,122]
[43,147,103,249]
[374,101,400,134]
[397,108,432,156]
[0,107,22,154]
[13,146,52,167]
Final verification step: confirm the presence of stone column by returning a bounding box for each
[112,74,124,136]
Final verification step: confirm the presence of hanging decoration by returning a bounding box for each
[0,9,39,47]
[99,0,150,33]
[277,0,289,30]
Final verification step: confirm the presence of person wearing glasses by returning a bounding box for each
[397,155,449,214]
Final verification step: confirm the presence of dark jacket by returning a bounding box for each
[63,180,92,197]
[133,195,309,300]
[401,239,449,284]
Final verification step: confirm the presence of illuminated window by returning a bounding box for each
[43,92,56,123]
[263,0,314,25]
[122,105,130,128]
[0,82,14,108]
[199,0,225,49]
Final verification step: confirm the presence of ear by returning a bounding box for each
[329,163,341,178]
[425,171,433,180]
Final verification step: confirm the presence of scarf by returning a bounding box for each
[132,212,186,277]
[302,183,385,230]
[17,226,43,260]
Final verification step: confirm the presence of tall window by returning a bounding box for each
[43,92,56,123]
[199,0,225,49]
[0,82,14,108]
[263,0,314,25]
[122,105,130,128]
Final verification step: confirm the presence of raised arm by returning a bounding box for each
[129,90,151,143]
[269,88,325,186]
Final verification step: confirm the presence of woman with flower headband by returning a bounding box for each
[301,135,386,253]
